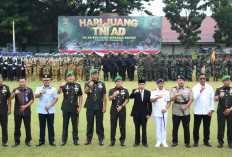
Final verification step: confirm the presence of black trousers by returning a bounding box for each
[0,113,8,143]
[14,114,31,143]
[86,109,104,141]
[110,109,126,142]
[172,114,190,144]
[193,114,211,143]
[133,115,148,144]
[39,114,55,143]
[62,111,79,142]
[217,112,232,144]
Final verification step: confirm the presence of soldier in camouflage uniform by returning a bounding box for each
[24,57,32,82]
[144,56,152,81]
[137,56,145,80]
[85,57,91,81]
[195,56,202,81]
[214,57,220,81]
[52,57,59,82]
[75,57,83,82]
[32,57,39,82]
[205,57,212,82]
[171,57,177,81]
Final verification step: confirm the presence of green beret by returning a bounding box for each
[90,69,98,75]
[222,75,230,82]
[114,76,122,82]
[66,71,74,77]
[0,74,2,78]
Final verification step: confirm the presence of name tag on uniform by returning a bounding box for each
[121,90,125,95]
[48,89,53,95]
[98,83,103,88]
[2,90,7,93]
[25,96,28,101]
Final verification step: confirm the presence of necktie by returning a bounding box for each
[140,90,143,101]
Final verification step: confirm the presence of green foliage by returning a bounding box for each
[211,0,232,46]
[163,0,209,52]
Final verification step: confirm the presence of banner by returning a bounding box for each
[58,16,162,54]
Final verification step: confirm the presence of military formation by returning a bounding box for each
[0,52,232,82]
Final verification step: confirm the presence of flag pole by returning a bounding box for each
[13,19,16,52]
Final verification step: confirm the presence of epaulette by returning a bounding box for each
[165,88,170,91]
[123,87,128,90]
[186,86,190,89]
[110,87,115,89]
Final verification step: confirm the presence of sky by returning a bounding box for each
[131,0,212,16]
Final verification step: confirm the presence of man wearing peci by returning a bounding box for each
[130,79,152,147]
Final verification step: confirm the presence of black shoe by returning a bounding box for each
[193,142,198,147]
[218,143,223,148]
[185,144,191,148]
[143,143,149,147]
[109,141,115,146]
[133,143,139,147]
[12,142,20,147]
[228,143,232,149]
[99,140,104,146]
[2,143,8,147]
[60,142,66,146]
[204,142,212,147]
[49,142,56,146]
[26,142,32,147]
[171,143,177,147]
[74,141,80,146]
[120,141,125,147]
[85,140,91,145]
[36,142,45,147]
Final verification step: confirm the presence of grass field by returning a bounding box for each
[0,72,231,157]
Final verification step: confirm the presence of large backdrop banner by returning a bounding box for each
[58,16,162,54]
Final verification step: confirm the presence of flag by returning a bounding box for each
[83,50,87,60]
[211,50,216,61]
[12,19,16,52]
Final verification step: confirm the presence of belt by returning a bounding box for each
[174,101,188,105]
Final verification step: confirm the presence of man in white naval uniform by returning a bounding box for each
[150,78,171,147]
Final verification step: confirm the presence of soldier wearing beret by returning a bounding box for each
[58,71,83,146]
[215,75,232,148]
[108,76,129,146]
[35,74,58,147]
[0,74,11,147]
[84,69,107,146]
[170,75,193,148]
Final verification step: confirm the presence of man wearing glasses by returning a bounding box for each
[192,73,215,147]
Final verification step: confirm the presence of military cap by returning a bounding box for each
[177,75,186,81]
[66,71,74,77]
[90,69,98,75]
[156,78,164,84]
[42,74,51,81]
[222,75,230,82]
[114,76,122,82]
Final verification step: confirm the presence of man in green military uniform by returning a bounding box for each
[58,71,83,146]
[84,69,107,146]
[195,56,202,81]
[205,57,212,82]
[215,75,232,148]
[108,76,129,147]
[0,74,11,147]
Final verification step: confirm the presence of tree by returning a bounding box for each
[0,0,153,50]
[163,0,210,54]
[211,0,232,47]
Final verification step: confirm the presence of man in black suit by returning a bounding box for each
[130,79,152,147]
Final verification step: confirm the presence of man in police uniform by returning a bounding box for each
[35,74,58,147]
[170,75,193,148]
[0,74,11,147]
[215,75,232,148]
[58,71,83,146]
[84,69,107,146]
[108,76,129,147]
